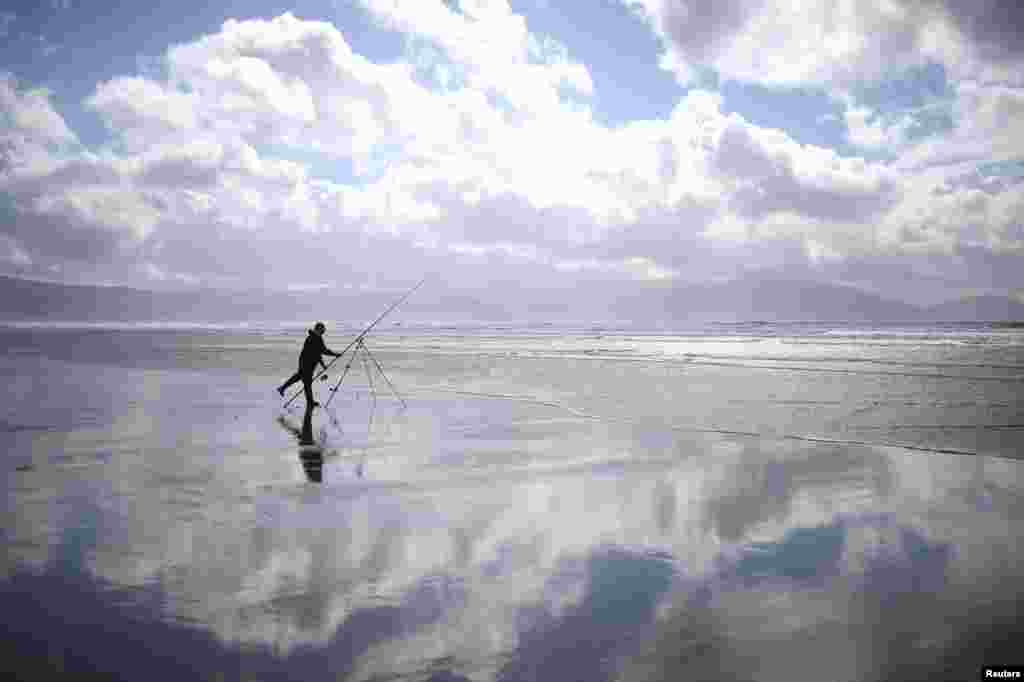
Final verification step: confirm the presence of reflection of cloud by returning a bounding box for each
[620,515,968,682]
[702,441,895,544]
[5,356,1024,682]
[0,566,461,681]
[351,548,675,682]
[496,549,674,682]
[730,522,846,587]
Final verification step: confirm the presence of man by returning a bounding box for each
[277,322,342,407]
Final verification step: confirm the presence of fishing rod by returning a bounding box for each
[321,342,363,410]
[282,277,426,409]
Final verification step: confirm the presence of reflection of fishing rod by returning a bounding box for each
[283,277,426,409]
[358,341,407,409]
[357,348,377,478]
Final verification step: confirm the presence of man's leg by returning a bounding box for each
[279,370,303,396]
[301,370,319,407]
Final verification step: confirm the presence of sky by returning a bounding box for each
[0,0,1022,306]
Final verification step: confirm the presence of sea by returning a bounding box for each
[2,320,1022,680]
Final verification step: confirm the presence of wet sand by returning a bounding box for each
[2,327,1023,680]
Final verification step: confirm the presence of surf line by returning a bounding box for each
[282,277,426,411]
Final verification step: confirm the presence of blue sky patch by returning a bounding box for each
[509,0,684,127]
[719,80,848,151]
[978,159,1024,178]
[256,144,359,185]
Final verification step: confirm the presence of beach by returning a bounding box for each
[2,323,1023,681]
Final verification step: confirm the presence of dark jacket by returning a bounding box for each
[299,331,331,372]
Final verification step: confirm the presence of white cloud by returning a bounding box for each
[895,81,1024,173]
[660,95,901,261]
[88,77,200,142]
[553,254,679,281]
[356,0,593,119]
[878,178,1024,256]
[612,0,1024,271]
[0,73,77,146]
[158,13,431,161]
[33,186,162,242]
[1,10,1021,300]
[140,261,198,284]
[844,106,915,150]
[619,0,1024,201]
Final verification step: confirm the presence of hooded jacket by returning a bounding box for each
[299,330,330,373]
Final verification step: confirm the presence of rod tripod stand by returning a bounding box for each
[323,338,406,410]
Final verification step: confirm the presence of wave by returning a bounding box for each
[378,342,1024,380]
[655,352,1024,371]
[660,357,1024,382]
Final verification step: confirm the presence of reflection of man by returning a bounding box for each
[275,404,323,483]
[277,322,341,407]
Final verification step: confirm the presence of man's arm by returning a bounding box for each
[321,339,342,361]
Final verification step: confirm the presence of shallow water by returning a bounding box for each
[2,324,1023,680]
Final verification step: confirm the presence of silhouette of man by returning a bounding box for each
[277,322,341,407]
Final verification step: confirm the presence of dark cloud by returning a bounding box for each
[4,206,122,262]
[0,138,17,175]
[634,0,1024,86]
[713,122,900,223]
[730,177,898,224]
[3,158,120,195]
[942,0,1024,64]
[656,0,767,63]
[137,155,221,189]
[428,191,568,246]
[145,217,441,291]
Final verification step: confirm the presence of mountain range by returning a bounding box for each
[0,274,1021,324]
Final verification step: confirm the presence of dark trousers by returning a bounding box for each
[280,367,316,406]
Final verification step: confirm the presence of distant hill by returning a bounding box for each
[669,278,924,322]
[0,274,1020,324]
[921,294,1024,322]
[0,276,316,324]
[0,276,512,326]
